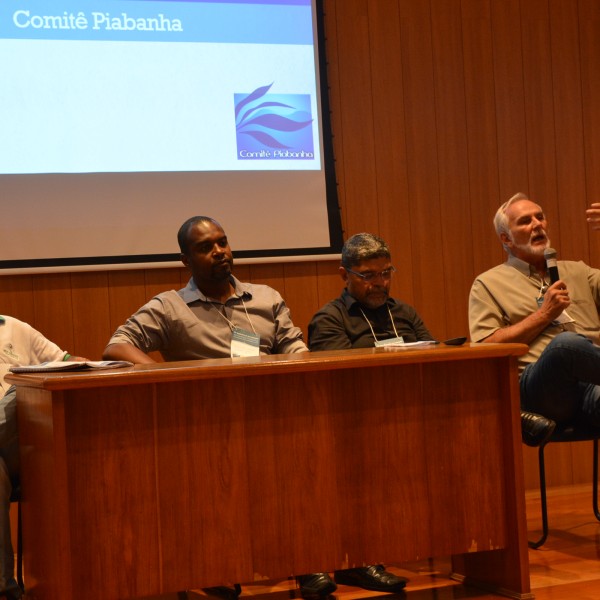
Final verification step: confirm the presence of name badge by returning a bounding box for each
[231,327,260,357]
[374,336,404,348]
[553,310,575,325]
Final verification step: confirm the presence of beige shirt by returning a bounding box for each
[0,315,67,394]
[469,256,600,372]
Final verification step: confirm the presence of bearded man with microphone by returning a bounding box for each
[469,193,600,445]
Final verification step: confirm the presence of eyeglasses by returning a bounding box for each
[346,266,396,282]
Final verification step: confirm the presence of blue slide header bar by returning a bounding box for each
[0,0,313,43]
[140,1,311,5]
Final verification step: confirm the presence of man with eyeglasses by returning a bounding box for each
[303,233,434,597]
[309,232,434,351]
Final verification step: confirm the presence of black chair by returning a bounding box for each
[528,424,600,549]
[9,481,23,594]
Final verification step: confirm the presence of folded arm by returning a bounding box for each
[103,342,157,364]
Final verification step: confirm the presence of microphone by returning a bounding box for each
[544,247,560,284]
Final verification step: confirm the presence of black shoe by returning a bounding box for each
[521,411,556,447]
[202,584,242,600]
[297,573,337,598]
[0,580,22,600]
[334,565,407,593]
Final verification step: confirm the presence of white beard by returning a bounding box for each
[510,236,550,258]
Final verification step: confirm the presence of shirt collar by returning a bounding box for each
[179,276,252,304]
[505,254,540,279]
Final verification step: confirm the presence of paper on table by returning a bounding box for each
[10,360,133,373]
[381,341,437,349]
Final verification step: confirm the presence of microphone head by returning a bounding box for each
[544,247,560,283]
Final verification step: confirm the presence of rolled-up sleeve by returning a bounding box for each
[108,296,171,354]
[468,279,506,343]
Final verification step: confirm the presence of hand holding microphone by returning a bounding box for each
[541,247,570,319]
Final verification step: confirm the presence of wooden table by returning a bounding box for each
[7,343,531,600]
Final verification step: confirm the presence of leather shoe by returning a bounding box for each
[334,565,407,593]
[0,579,22,600]
[297,573,337,598]
[521,411,556,447]
[202,584,242,600]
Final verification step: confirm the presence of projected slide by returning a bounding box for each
[0,0,320,174]
[0,0,342,271]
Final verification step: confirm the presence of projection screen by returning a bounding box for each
[0,0,342,273]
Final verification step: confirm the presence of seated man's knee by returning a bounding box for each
[547,331,593,353]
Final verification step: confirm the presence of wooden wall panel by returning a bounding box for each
[432,0,473,339]
[282,263,320,342]
[1,276,35,326]
[489,0,528,265]
[549,0,588,262]
[366,1,416,307]
[143,267,186,300]
[31,274,77,354]
[315,261,344,311]
[3,0,600,491]
[491,0,529,195]
[70,271,111,360]
[460,0,500,317]
[520,0,561,227]
[462,0,500,213]
[580,0,600,261]
[331,1,379,234]
[107,270,149,336]
[398,0,446,337]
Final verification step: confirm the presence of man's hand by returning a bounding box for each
[586,202,600,230]
[539,280,571,321]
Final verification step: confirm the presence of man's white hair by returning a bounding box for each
[493,192,529,252]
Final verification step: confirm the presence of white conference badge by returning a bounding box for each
[231,327,260,357]
[374,336,405,347]
[553,310,575,325]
